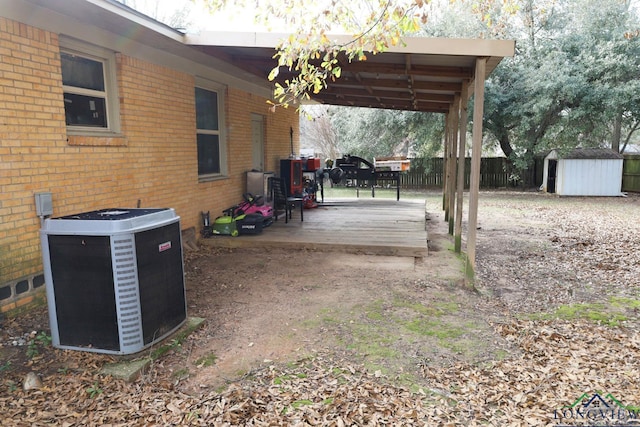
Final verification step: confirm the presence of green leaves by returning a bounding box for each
[482,0,640,175]
[317,105,444,161]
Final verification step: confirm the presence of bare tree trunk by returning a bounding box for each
[621,120,640,154]
[612,110,622,153]
[499,133,513,158]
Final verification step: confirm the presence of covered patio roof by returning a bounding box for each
[185,31,515,272]
[185,32,515,113]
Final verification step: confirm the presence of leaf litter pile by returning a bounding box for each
[2,192,640,426]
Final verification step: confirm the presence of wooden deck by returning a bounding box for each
[200,198,429,258]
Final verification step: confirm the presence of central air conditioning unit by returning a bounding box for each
[40,208,187,355]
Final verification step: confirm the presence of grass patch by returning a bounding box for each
[494,349,510,361]
[392,295,458,316]
[319,308,341,324]
[172,368,190,379]
[610,297,640,310]
[149,317,205,360]
[347,323,398,359]
[404,319,467,340]
[195,353,218,368]
[533,298,640,326]
[274,373,308,384]
[291,399,314,408]
[392,297,439,316]
[310,290,492,383]
[433,301,460,313]
[365,300,385,321]
[322,187,428,200]
[150,338,182,360]
[349,340,399,359]
[555,304,622,324]
[442,337,484,357]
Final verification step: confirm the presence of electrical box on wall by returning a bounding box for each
[35,192,53,217]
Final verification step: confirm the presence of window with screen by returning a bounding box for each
[196,86,226,178]
[59,38,120,134]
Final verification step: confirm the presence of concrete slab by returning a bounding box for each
[102,357,151,382]
[101,317,205,382]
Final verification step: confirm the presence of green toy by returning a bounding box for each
[212,212,240,237]
[202,204,266,238]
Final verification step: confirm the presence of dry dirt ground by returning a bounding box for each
[2,191,640,425]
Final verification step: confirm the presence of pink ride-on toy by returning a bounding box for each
[232,193,274,227]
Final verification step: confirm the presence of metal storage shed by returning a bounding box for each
[542,148,624,196]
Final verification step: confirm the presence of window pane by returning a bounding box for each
[195,87,219,130]
[197,133,220,175]
[63,93,107,127]
[61,52,105,91]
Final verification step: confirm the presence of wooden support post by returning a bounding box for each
[455,81,469,253]
[442,113,449,216]
[448,95,460,236]
[466,58,487,276]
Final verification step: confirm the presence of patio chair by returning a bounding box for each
[268,177,303,223]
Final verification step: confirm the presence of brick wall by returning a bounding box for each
[0,18,64,296]
[0,17,299,313]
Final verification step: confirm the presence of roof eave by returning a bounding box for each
[185,31,515,59]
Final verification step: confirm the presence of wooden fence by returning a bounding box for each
[623,155,640,193]
[400,157,516,189]
[400,156,640,192]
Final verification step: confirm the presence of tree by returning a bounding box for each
[480,0,640,186]
[576,1,638,153]
[300,105,340,160]
[301,105,444,161]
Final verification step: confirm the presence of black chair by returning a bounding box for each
[268,177,303,223]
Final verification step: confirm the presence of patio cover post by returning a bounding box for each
[466,58,487,274]
[448,94,460,235]
[442,112,450,215]
[455,80,469,253]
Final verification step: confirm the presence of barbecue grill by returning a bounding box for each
[333,155,402,200]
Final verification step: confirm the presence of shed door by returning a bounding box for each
[548,160,557,193]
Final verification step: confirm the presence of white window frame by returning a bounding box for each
[59,37,121,135]
[195,79,227,180]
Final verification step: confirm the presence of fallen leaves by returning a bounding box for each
[421,318,640,425]
[476,193,640,314]
[4,317,640,426]
[3,193,640,425]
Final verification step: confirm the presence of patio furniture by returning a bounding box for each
[268,177,303,223]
